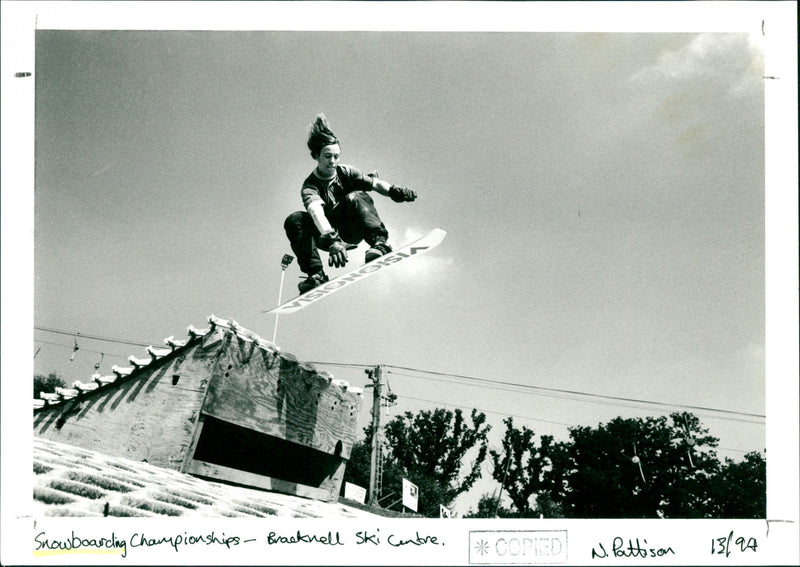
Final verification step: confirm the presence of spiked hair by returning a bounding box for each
[307,113,339,159]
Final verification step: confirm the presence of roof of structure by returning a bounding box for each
[34,314,363,412]
[32,437,376,518]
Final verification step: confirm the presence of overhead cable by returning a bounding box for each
[33,339,128,359]
[34,326,151,347]
[385,365,765,423]
[398,393,757,456]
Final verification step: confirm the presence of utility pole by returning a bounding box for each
[366,365,382,506]
[493,450,512,517]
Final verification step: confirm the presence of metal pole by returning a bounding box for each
[377,491,397,505]
[272,254,294,345]
[386,497,404,511]
[493,450,512,517]
[368,365,382,506]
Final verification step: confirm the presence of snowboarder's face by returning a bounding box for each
[315,144,340,177]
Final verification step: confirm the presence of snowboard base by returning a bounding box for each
[265,228,446,315]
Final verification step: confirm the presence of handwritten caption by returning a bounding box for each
[710,530,758,557]
[592,537,675,560]
[591,531,759,561]
[33,528,442,559]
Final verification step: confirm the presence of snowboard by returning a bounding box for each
[265,228,446,315]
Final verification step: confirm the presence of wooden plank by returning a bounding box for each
[185,459,335,502]
[327,459,348,502]
[201,334,362,457]
[180,414,208,475]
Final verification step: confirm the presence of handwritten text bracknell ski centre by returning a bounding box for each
[269,529,442,548]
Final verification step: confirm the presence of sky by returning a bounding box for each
[4,2,796,518]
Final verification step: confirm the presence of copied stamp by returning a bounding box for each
[469,530,567,565]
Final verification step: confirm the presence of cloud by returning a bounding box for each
[364,226,455,295]
[630,33,764,97]
[396,226,455,278]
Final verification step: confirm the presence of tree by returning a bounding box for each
[488,417,568,518]
[382,408,491,516]
[559,413,721,518]
[705,451,766,518]
[463,492,518,518]
[34,372,66,399]
[341,440,371,497]
[483,413,765,519]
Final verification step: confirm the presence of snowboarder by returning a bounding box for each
[284,113,418,293]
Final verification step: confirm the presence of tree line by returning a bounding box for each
[342,407,765,519]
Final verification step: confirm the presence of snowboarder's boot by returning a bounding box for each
[365,239,392,263]
[298,271,329,294]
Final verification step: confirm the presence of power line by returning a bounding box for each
[389,369,764,426]
[400,393,576,428]
[34,326,152,347]
[306,361,374,371]
[33,339,129,359]
[295,360,765,427]
[385,364,765,423]
[397,393,757,456]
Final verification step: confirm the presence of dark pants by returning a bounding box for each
[284,191,389,275]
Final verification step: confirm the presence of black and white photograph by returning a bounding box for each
[2,1,797,565]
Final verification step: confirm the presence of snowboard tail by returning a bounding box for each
[265,228,446,315]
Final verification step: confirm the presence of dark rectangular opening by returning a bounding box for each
[192,416,342,488]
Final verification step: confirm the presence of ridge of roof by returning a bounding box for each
[34,314,363,412]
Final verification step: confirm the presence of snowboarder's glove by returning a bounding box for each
[389,185,417,203]
[327,240,349,268]
[319,231,349,268]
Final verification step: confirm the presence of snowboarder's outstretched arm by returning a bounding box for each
[370,176,417,203]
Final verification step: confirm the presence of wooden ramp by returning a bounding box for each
[34,315,364,502]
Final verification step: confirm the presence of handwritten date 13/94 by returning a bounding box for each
[711,531,757,557]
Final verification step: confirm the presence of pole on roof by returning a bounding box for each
[272,254,294,345]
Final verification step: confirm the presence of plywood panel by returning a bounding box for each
[201,334,362,458]
[34,336,221,469]
[185,459,336,502]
